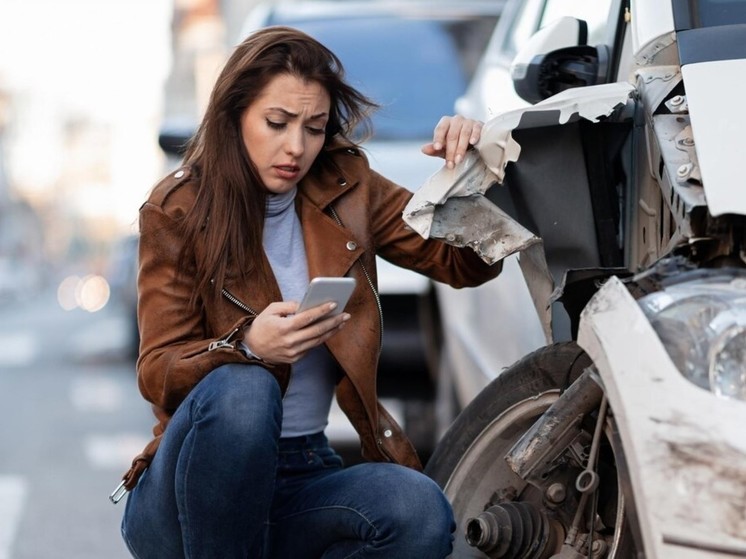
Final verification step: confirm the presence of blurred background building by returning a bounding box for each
[0,0,264,304]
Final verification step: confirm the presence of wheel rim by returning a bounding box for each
[443,390,629,558]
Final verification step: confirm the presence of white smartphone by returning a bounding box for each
[297,277,356,315]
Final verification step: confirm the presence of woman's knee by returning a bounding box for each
[366,464,455,552]
[189,363,282,436]
[396,469,452,531]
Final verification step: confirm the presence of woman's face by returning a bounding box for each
[240,73,331,194]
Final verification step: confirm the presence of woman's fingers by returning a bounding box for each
[422,116,483,168]
[244,301,350,364]
[283,314,350,362]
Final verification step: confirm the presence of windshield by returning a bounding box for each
[269,15,498,140]
[693,0,746,26]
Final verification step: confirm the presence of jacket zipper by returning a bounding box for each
[328,205,384,355]
[221,287,257,315]
[207,288,257,351]
[215,287,292,399]
[208,327,241,351]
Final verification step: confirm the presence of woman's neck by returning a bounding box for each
[265,187,297,217]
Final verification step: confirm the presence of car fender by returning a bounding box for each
[578,276,746,558]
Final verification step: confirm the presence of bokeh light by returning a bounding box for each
[57,274,110,312]
[57,275,81,311]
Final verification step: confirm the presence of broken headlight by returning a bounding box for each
[638,275,746,402]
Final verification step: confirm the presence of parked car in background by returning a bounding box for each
[158,0,504,454]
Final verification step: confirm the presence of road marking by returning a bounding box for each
[84,434,151,470]
[0,476,27,559]
[70,376,125,413]
[0,334,35,367]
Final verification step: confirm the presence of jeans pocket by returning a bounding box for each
[314,446,344,469]
[277,445,343,475]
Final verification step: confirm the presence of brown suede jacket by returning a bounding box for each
[120,142,501,490]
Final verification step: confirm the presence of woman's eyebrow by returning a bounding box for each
[267,107,328,120]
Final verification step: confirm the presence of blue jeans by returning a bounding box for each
[121,364,454,558]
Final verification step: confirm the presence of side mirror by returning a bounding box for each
[511,17,610,104]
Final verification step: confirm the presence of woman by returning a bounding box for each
[118,26,501,558]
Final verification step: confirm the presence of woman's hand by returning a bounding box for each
[421,115,483,169]
[242,301,350,364]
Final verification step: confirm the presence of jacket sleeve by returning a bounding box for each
[135,201,255,411]
[366,166,502,288]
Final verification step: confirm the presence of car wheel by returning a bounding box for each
[425,342,638,558]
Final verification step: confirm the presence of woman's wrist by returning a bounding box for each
[239,341,264,361]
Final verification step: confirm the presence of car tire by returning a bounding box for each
[425,342,638,558]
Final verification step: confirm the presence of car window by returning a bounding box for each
[540,0,613,45]
[269,16,498,140]
[501,0,545,60]
[502,0,613,60]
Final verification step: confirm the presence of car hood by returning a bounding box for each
[682,57,746,217]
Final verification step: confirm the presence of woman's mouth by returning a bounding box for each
[274,164,301,180]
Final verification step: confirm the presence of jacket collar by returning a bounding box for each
[299,140,362,210]
[295,140,366,280]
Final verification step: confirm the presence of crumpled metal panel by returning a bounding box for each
[403,81,635,344]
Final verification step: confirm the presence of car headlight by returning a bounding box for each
[710,324,746,400]
[638,274,746,402]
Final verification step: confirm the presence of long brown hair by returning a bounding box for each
[179,26,376,303]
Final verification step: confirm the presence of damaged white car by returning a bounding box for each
[408,0,746,557]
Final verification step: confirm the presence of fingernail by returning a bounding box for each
[433,142,443,151]
[470,137,478,145]
[342,313,351,321]
[447,160,454,169]
[455,154,462,165]
[328,302,338,310]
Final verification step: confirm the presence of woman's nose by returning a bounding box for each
[284,130,304,156]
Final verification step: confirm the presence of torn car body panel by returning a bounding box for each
[403,82,634,344]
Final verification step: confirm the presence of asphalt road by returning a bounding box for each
[0,288,152,559]
[0,283,374,559]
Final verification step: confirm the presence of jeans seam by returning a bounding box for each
[340,547,366,559]
[274,505,376,528]
[179,396,202,558]
[274,505,380,558]
[121,524,144,559]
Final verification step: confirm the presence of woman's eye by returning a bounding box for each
[306,127,325,136]
[266,119,285,130]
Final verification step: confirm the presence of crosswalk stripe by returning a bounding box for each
[84,434,151,470]
[0,476,27,559]
[69,316,130,356]
[69,376,125,413]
